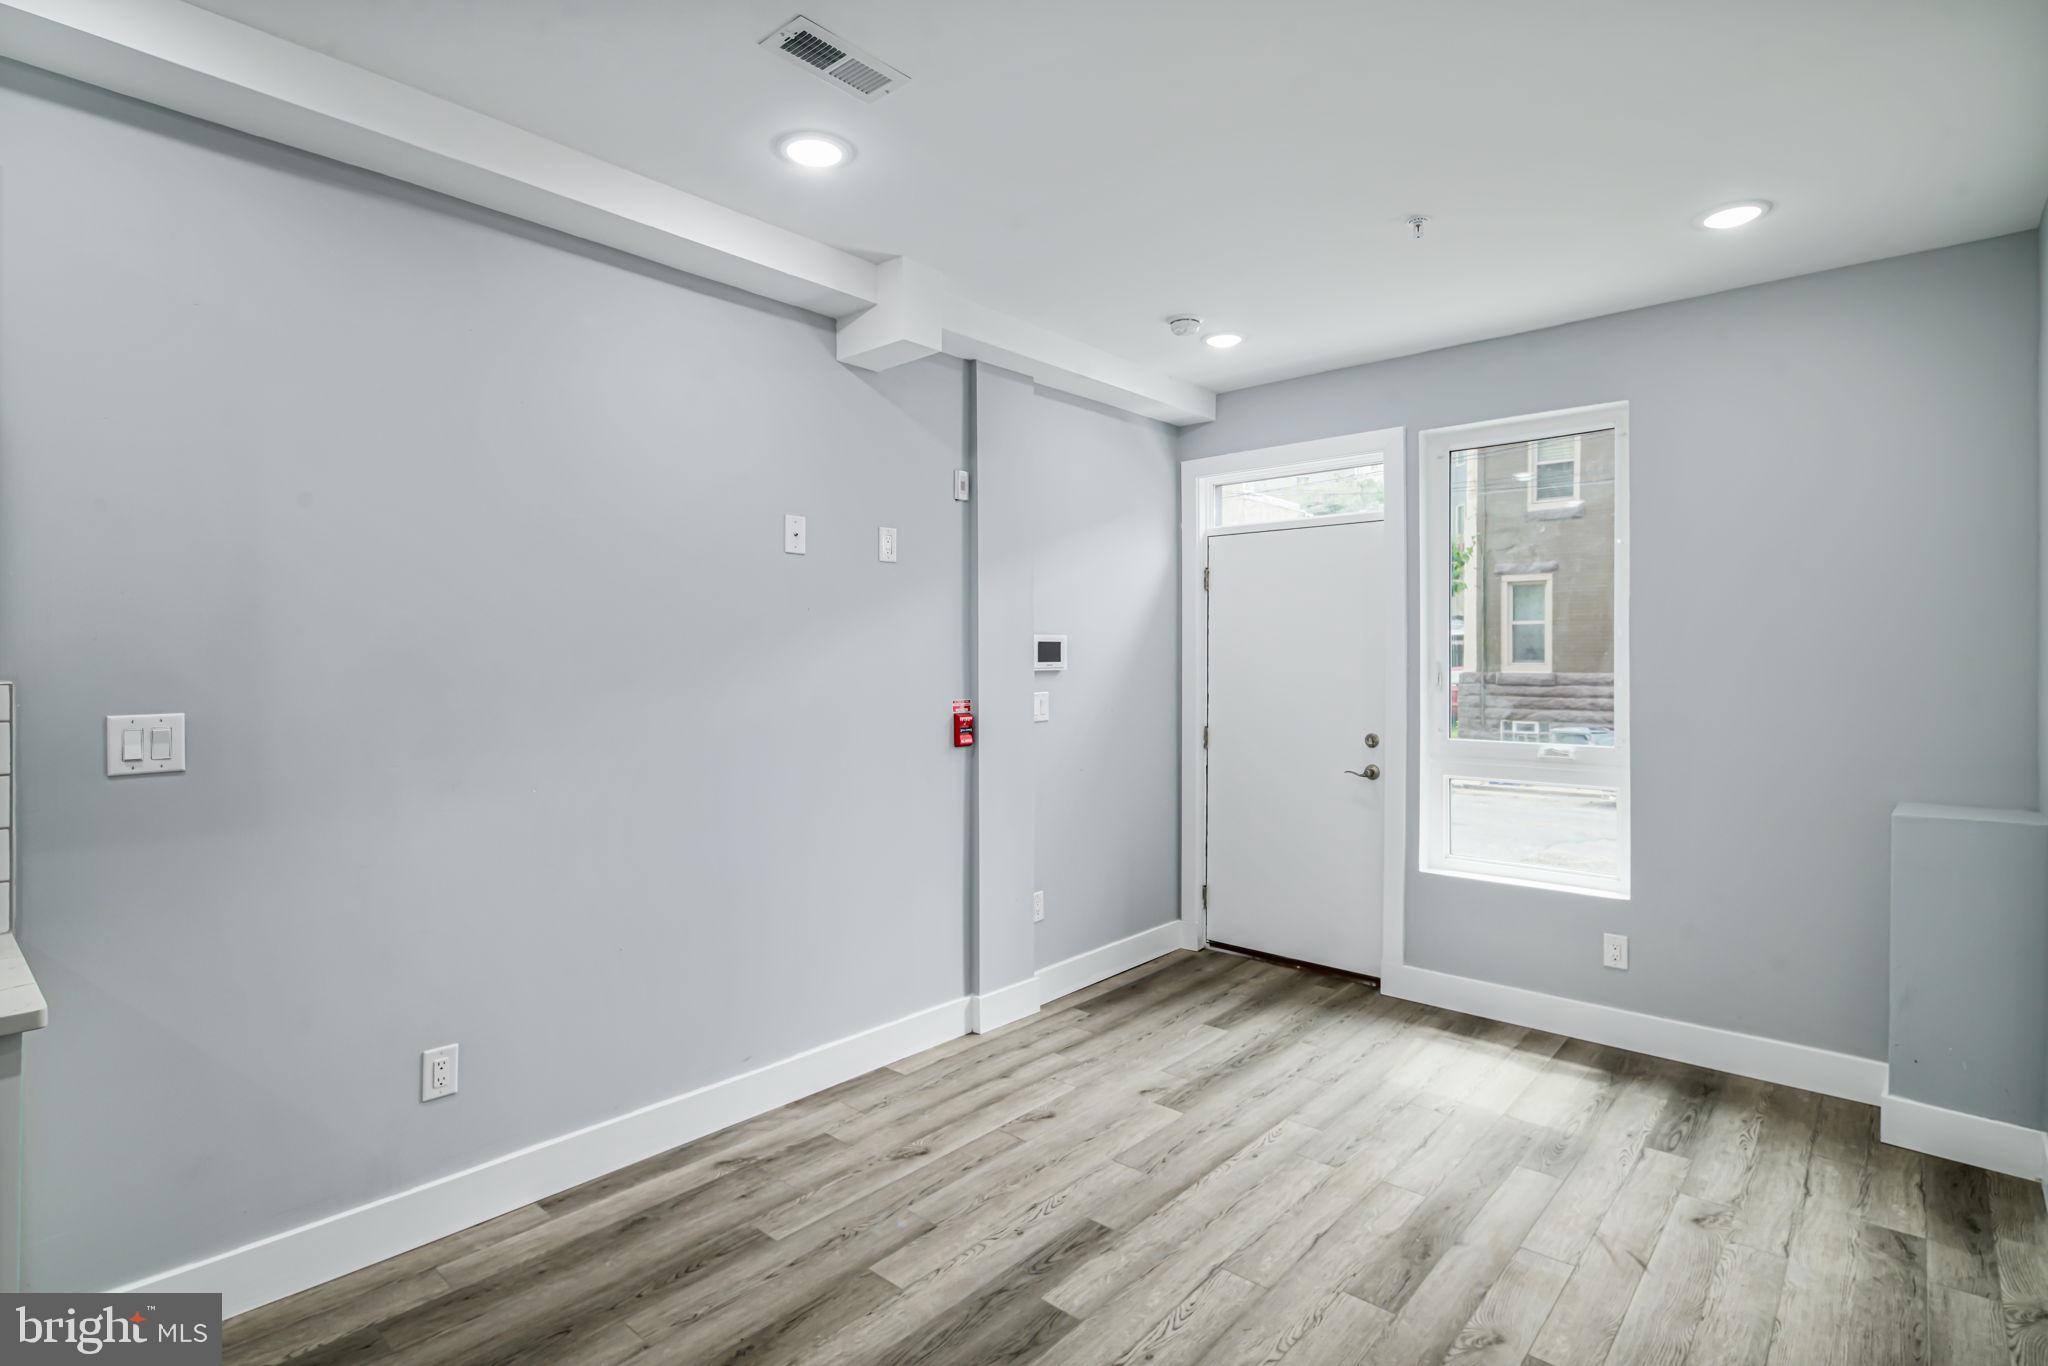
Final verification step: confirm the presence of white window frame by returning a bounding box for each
[1420,403,1630,899]
[1527,436,1582,507]
[1499,572,1554,673]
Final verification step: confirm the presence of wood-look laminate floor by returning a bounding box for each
[225,950,2048,1365]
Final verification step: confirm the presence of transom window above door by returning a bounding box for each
[1211,463,1384,529]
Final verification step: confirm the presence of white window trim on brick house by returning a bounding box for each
[1527,435,1583,508]
[1499,572,1554,673]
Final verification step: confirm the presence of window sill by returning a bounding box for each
[1420,863,1630,902]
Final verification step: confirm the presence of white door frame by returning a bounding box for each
[1179,427,1408,971]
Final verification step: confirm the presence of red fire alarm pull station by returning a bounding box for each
[952,699,975,748]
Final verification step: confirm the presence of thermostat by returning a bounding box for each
[1034,635,1067,672]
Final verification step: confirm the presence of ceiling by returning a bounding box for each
[186,0,2048,393]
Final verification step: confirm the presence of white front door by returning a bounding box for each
[1205,519,1386,975]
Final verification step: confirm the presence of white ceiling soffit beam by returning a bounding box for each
[0,0,876,315]
[0,0,1214,426]
[837,259,1215,425]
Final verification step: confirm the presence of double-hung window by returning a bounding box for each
[1528,436,1582,507]
[1500,573,1553,672]
[1422,404,1629,897]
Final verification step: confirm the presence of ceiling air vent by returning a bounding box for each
[760,16,908,102]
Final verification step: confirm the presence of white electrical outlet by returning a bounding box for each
[879,526,898,562]
[1032,691,1050,722]
[421,1043,459,1101]
[1602,933,1628,970]
[784,514,807,555]
[1032,890,1045,922]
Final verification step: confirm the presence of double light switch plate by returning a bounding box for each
[107,713,186,776]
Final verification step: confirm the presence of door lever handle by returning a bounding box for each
[1344,764,1381,781]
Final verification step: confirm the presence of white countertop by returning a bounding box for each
[0,934,46,1036]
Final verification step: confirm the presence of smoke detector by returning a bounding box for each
[760,17,909,102]
[1166,316,1203,337]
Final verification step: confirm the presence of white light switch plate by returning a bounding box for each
[784,514,807,555]
[953,470,971,501]
[879,526,898,562]
[106,713,186,777]
[1032,691,1050,722]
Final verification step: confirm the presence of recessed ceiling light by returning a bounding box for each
[1699,200,1770,230]
[1205,333,1243,349]
[776,132,852,169]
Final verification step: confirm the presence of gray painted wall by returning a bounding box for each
[972,367,1180,981]
[0,66,985,1291]
[1015,388,1179,969]
[1888,805,2048,1128]
[1183,234,2041,1062]
[971,367,1041,997]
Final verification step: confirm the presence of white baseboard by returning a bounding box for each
[1179,917,1204,951]
[119,993,975,1318]
[1880,1093,2048,1181]
[1035,921,1187,1008]
[969,977,1041,1034]
[1382,964,1888,1104]
[972,919,1189,1033]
